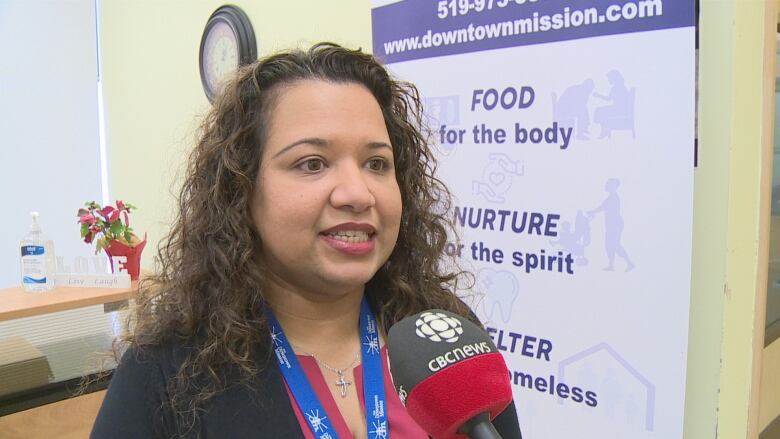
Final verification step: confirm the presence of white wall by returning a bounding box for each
[0,0,104,288]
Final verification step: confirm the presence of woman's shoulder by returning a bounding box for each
[116,336,195,381]
[92,338,191,438]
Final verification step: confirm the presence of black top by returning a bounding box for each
[91,340,523,438]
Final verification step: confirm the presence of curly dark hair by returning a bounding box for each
[118,42,472,432]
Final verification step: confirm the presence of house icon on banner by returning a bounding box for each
[557,342,656,432]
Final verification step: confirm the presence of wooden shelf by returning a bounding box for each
[0,390,106,439]
[0,282,138,322]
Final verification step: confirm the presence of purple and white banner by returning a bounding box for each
[372,1,695,437]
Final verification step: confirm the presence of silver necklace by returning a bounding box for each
[298,349,360,398]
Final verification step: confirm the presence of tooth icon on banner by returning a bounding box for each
[477,268,519,324]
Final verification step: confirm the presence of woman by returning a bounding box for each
[91,43,521,439]
[593,70,630,139]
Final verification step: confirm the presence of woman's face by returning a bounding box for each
[251,80,402,296]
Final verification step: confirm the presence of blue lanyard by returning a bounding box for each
[266,297,389,439]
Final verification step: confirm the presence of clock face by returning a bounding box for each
[202,20,239,97]
[199,5,256,103]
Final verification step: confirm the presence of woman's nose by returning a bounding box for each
[329,164,375,212]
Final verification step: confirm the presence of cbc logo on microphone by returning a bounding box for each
[415,312,463,343]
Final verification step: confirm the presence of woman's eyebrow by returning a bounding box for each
[272,137,329,159]
[272,139,393,159]
[367,141,393,151]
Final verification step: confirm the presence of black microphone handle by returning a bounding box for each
[458,412,503,439]
[468,421,503,439]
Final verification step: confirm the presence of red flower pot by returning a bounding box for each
[104,235,147,280]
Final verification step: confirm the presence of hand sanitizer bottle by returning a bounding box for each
[20,212,56,292]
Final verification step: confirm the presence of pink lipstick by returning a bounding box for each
[320,223,376,255]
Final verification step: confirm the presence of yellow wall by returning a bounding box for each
[683,0,733,436]
[99,0,372,268]
[690,1,777,438]
[717,0,775,436]
[100,1,778,437]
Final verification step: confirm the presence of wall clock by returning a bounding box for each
[199,5,257,103]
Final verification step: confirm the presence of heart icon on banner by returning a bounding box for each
[489,172,505,186]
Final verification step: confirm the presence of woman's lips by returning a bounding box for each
[324,230,371,242]
[320,223,377,254]
[320,230,376,254]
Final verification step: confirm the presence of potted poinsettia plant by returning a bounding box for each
[77,200,146,280]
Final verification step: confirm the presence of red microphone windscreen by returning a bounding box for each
[405,352,512,439]
[387,310,513,439]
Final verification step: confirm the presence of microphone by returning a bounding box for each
[387,309,513,439]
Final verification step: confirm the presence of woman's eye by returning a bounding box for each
[298,158,325,172]
[367,158,388,172]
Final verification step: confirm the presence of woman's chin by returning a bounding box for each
[314,269,378,294]
[325,276,374,292]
